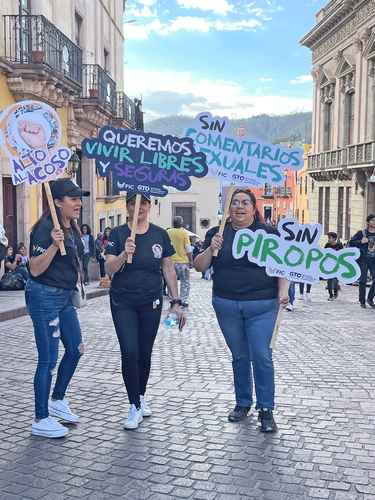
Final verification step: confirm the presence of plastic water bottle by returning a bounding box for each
[163,312,178,328]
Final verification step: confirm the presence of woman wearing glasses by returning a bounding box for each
[194,188,288,433]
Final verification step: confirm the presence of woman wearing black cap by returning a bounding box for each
[106,192,185,430]
[26,178,89,438]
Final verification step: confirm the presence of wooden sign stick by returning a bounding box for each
[213,185,236,257]
[127,194,141,264]
[43,181,66,256]
[270,307,283,350]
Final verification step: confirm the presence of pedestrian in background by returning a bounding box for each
[195,188,288,433]
[95,232,106,278]
[167,217,193,308]
[0,224,8,266]
[325,232,343,301]
[298,282,312,303]
[349,214,375,308]
[106,192,185,430]
[286,282,296,311]
[26,178,89,438]
[80,224,95,285]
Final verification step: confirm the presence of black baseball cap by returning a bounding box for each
[51,178,90,199]
[126,191,151,203]
[367,214,375,222]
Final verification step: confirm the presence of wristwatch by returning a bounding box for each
[170,298,182,307]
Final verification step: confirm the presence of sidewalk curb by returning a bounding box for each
[0,288,109,323]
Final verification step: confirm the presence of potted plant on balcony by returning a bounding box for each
[89,88,99,98]
[31,29,44,63]
[31,50,44,63]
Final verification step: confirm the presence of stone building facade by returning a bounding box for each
[301,0,375,241]
[0,0,142,248]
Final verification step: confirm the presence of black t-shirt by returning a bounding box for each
[106,223,175,304]
[29,216,83,290]
[350,229,375,258]
[203,221,279,301]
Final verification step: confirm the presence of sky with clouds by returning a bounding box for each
[123,0,327,122]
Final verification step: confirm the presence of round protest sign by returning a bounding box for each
[0,100,71,186]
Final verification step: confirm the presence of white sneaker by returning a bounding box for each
[124,404,143,430]
[286,303,294,311]
[305,294,312,303]
[298,294,304,301]
[140,395,152,417]
[49,398,79,424]
[31,416,68,438]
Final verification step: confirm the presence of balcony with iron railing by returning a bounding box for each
[116,91,136,128]
[275,187,292,197]
[263,187,274,198]
[3,14,82,87]
[82,64,116,113]
[308,141,375,172]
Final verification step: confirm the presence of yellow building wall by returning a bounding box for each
[95,177,127,233]
[294,144,311,224]
[0,74,15,167]
[0,78,71,233]
[0,76,40,235]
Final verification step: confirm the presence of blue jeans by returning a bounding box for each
[288,282,296,305]
[212,296,278,410]
[25,280,83,419]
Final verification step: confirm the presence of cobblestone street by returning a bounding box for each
[1,276,375,499]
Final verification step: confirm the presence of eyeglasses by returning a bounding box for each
[231,199,253,208]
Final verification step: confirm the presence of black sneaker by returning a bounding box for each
[258,409,277,433]
[361,303,367,309]
[367,300,375,308]
[228,405,250,422]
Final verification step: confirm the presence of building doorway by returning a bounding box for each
[172,203,195,232]
[2,177,17,247]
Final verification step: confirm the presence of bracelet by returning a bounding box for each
[170,298,182,307]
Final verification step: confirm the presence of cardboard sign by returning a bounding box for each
[82,125,208,197]
[232,218,361,284]
[0,100,71,186]
[185,112,303,187]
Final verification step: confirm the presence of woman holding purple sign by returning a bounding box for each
[194,188,289,433]
[106,192,186,430]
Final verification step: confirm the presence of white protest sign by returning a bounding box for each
[185,112,303,187]
[232,218,361,284]
[0,100,71,186]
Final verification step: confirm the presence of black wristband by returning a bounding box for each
[170,299,182,307]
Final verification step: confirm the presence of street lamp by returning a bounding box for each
[65,150,80,178]
[218,191,223,215]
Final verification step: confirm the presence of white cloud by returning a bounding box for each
[126,0,157,19]
[177,0,234,16]
[127,6,156,17]
[137,0,157,5]
[125,15,262,39]
[125,19,163,40]
[259,77,273,82]
[125,68,313,121]
[290,74,313,85]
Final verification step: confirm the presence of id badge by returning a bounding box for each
[153,299,160,309]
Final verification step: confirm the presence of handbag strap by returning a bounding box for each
[69,230,85,297]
